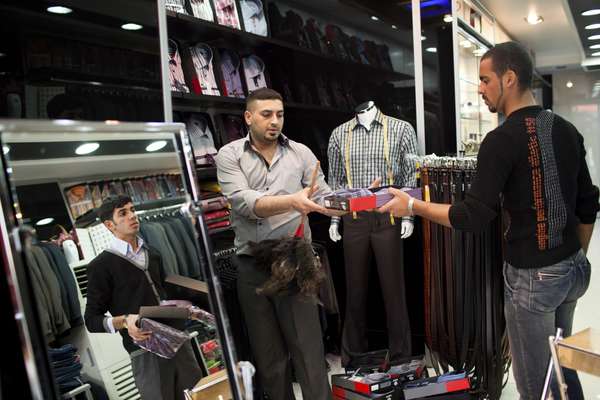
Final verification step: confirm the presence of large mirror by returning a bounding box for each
[0,120,242,400]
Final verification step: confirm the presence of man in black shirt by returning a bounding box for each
[85,196,201,399]
[380,42,599,399]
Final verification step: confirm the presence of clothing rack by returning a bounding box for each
[420,159,510,400]
[406,153,477,170]
[135,203,185,219]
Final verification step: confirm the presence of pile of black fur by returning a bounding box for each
[249,237,325,301]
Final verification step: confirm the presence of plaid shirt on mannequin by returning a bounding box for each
[327,109,418,224]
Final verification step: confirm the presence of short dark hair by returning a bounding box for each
[246,88,283,109]
[482,41,533,92]
[97,195,133,222]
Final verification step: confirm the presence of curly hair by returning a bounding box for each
[250,238,325,302]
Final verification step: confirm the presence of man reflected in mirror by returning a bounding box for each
[84,195,202,399]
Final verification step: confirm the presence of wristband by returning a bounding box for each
[407,197,415,217]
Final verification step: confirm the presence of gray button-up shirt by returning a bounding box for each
[215,134,331,255]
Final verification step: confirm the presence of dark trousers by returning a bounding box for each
[131,341,202,400]
[341,212,412,365]
[235,255,332,400]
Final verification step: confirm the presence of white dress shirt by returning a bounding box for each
[240,0,268,36]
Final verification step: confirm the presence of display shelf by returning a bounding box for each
[172,92,353,115]
[196,167,217,180]
[166,11,413,83]
[26,68,161,91]
[208,226,233,235]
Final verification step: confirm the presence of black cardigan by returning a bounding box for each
[84,246,167,353]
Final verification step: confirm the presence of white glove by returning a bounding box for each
[400,220,414,239]
[329,220,342,242]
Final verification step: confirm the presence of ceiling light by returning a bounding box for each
[460,40,472,48]
[391,25,398,29]
[371,16,379,21]
[47,6,72,14]
[593,51,600,57]
[526,14,544,25]
[2,145,9,155]
[36,218,55,226]
[75,142,100,155]
[591,44,600,49]
[582,9,600,16]
[443,14,453,23]
[589,34,600,40]
[146,140,167,152]
[0,53,5,57]
[566,81,574,88]
[421,35,427,41]
[585,23,600,30]
[426,47,437,53]
[121,23,143,31]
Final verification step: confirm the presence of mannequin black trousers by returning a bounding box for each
[341,211,412,365]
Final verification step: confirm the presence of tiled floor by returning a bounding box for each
[293,226,600,399]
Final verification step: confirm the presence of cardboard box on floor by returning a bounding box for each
[188,369,233,400]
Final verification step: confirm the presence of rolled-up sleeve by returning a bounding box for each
[215,145,266,220]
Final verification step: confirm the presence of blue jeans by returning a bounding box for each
[504,249,591,400]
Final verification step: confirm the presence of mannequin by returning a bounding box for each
[327,100,418,365]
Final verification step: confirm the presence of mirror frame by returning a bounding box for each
[0,119,243,400]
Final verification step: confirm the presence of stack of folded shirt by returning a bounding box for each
[48,344,84,393]
[200,196,230,233]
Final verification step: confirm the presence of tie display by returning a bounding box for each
[419,157,509,400]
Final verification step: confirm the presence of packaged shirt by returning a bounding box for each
[218,49,245,98]
[239,0,268,36]
[168,39,190,93]
[188,43,221,96]
[214,0,241,30]
[165,0,187,14]
[241,54,267,93]
[189,0,214,21]
[186,114,218,165]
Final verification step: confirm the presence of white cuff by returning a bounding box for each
[104,317,117,334]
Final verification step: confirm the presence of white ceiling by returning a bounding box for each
[479,0,585,69]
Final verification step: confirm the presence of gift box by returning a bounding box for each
[323,186,422,212]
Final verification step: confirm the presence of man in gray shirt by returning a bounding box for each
[216,88,338,399]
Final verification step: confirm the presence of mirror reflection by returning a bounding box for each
[3,129,231,400]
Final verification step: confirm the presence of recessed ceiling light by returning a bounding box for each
[0,53,5,57]
[460,40,472,48]
[36,217,55,226]
[526,14,543,25]
[391,25,398,29]
[2,146,9,155]
[121,23,143,31]
[75,142,100,155]
[443,14,453,23]
[591,44,600,49]
[566,81,574,88]
[582,9,600,16]
[371,16,379,21]
[146,140,167,152]
[585,23,600,30]
[592,51,600,57]
[47,6,72,14]
[426,47,437,53]
[421,35,427,41]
